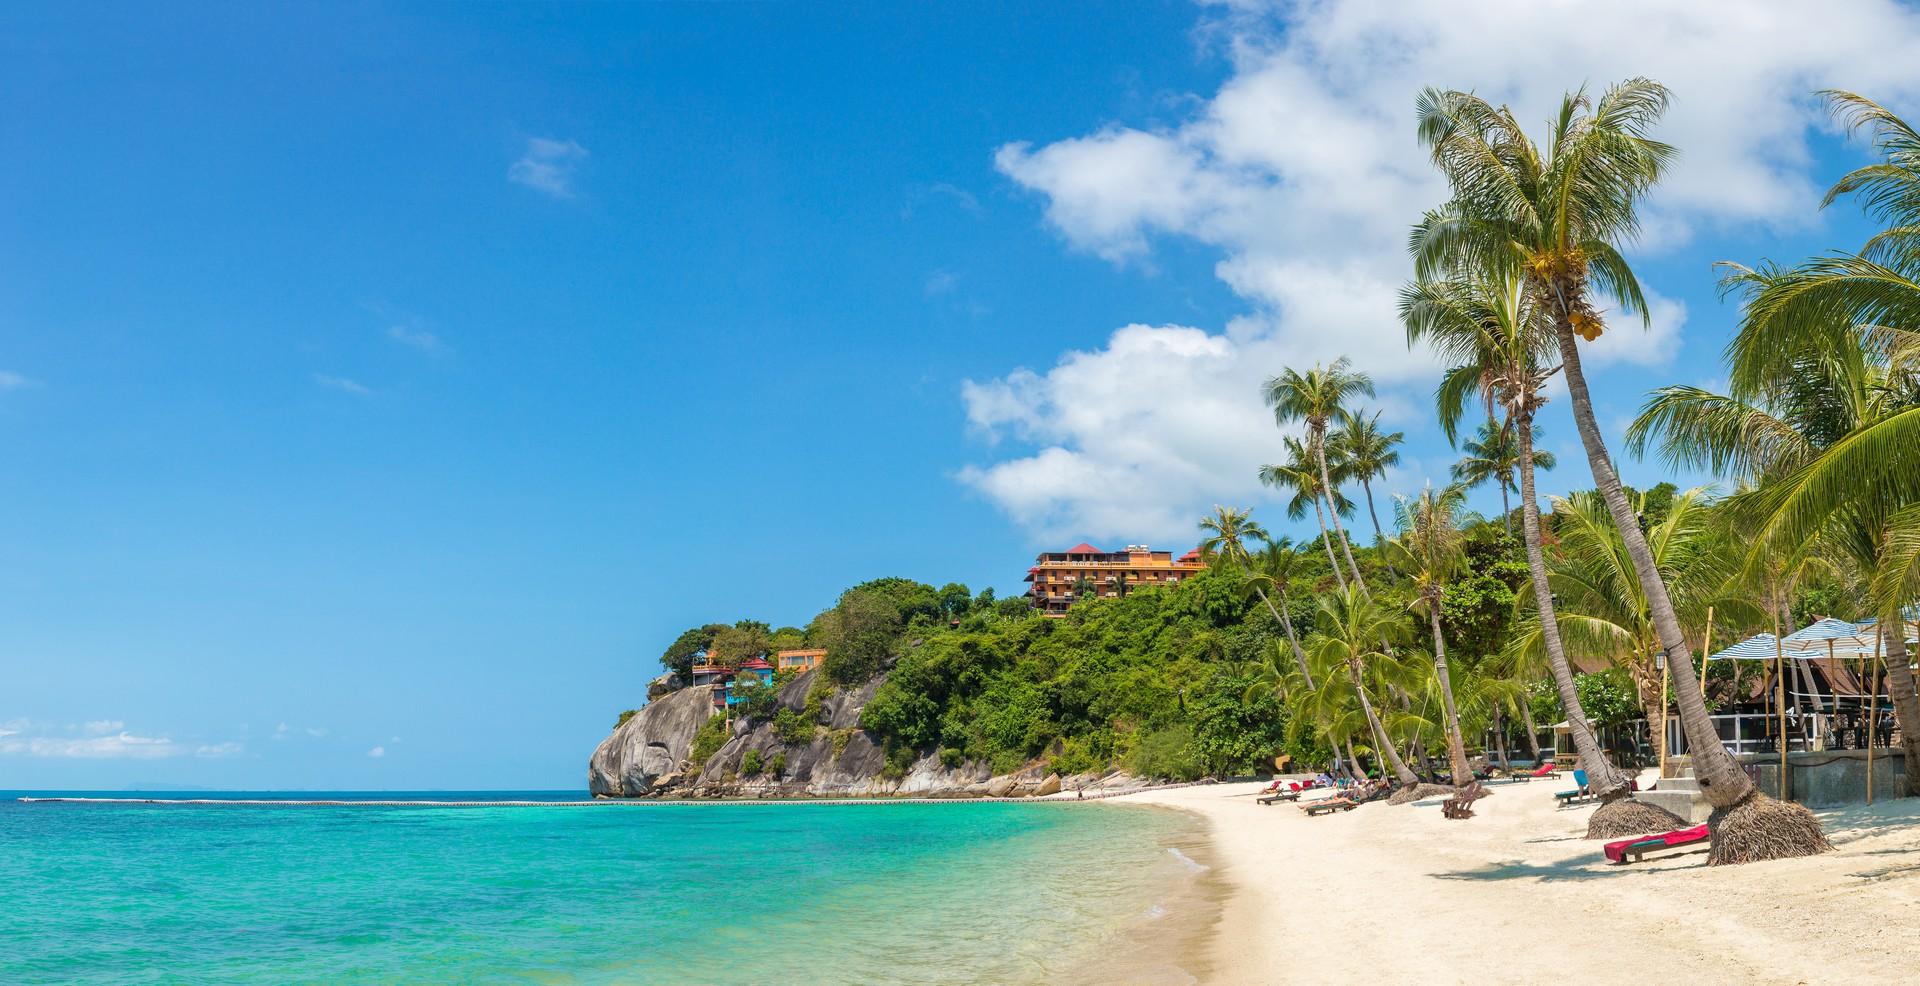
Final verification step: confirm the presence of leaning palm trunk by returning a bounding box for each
[1314,433,1367,593]
[1515,405,1628,799]
[1429,603,1473,785]
[1348,660,1418,785]
[1491,708,1512,771]
[1554,316,1827,861]
[1518,698,1545,761]
[1499,468,1513,536]
[1254,585,1315,690]
[1879,622,1920,792]
[1310,495,1349,593]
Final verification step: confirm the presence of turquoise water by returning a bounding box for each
[1,792,1212,985]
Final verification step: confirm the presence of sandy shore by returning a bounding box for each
[1117,776,1920,986]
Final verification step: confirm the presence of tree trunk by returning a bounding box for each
[1519,696,1546,761]
[1253,585,1315,690]
[1314,426,1368,594]
[1514,402,1628,797]
[1492,708,1512,771]
[1342,736,1364,780]
[1429,601,1473,785]
[1554,315,1750,809]
[1500,470,1513,536]
[1879,617,1920,793]
[1348,659,1418,785]
[1310,494,1349,594]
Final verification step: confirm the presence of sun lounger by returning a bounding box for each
[1604,824,1710,864]
[1515,762,1557,781]
[1301,797,1358,816]
[1258,790,1301,805]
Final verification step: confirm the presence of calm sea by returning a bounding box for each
[0,792,1215,985]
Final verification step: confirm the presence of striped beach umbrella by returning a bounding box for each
[1706,631,1783,661]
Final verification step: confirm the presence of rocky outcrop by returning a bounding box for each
[588,684,717,797]
[589,666,1176,800]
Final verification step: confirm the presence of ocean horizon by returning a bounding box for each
[2,791,1217,985]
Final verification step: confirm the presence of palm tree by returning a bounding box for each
[1513,489,1760,769]
[1401,265,1630,807]
[1199,506,1314,687]
[1265,359,1374,592]
[1245,537,1315,690]
[1452,419,1555,534]
[1259,437,1356,592]
[1411,79,1822,860]
[1307,584,1420,787]
[1385,484,1475,786]
[1331,409,1404,551]
[1627,91,1920,797]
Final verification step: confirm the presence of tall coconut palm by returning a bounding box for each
[1411,79,1822,860]
[1307,584,1420,787]
[1259,437,1356,592]
[1384,484,1475,785]
[1452,419,1555,534]
[1199,506,1314,688]
[1265,359,1374,592]
[1400,266,1630,805]
[1331,409,1404,551]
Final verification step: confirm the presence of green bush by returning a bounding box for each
[938,746,964,769]
[769,751,787,777]
[1126,724,1203,781]
[688,715,729,771]
[615,709,640,729]
[773,707,815,745]
[829,728,855,758]
[741,749,765,776]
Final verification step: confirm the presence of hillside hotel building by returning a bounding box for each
[1023,543,1206,616]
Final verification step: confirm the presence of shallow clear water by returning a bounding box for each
[1,792,1211,985]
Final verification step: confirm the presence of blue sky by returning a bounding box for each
[4,1,1918,789]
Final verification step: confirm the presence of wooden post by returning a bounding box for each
[1775,619,1789,801]
[1868,625,1882,806]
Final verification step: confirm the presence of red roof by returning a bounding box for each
[1178,548,1201,562]
[1066,542,1101,554]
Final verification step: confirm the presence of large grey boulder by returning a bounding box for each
[588,685,717,797]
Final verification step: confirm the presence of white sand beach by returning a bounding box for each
[1119,778,1920,986]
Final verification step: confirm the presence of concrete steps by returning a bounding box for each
[1632,768,1710,823]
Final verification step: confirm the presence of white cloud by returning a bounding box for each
[387,325,449,357]
[969,0,1920,540]
[0,720,245,760]
[924,270,960,296]
[508,137,589,198]
[0,370,29,390]
[313,373,371,396]
[367,746,385,758]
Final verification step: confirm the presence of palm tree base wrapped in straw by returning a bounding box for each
[1705,792,1831,865]
[1388,782,1458,805]
[1585,797,1686,840]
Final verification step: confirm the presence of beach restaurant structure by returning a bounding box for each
[1024,543,1207,615]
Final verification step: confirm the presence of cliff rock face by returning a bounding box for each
[587,684,717,797]
[589,667,1165,799]
[683,668,1000,798]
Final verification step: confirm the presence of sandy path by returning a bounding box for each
[1118,777,1920,986]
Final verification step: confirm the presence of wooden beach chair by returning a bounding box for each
[1603,824,1710,864]
[1258,788,1301,805]
[1300,797,1358,816]
[1512,761,1557,782]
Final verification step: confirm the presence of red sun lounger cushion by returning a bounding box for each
[1603,824,1709,863]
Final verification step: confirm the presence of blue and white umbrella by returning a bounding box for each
[1783,618,1881,658]
[1706,631,1784,662]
